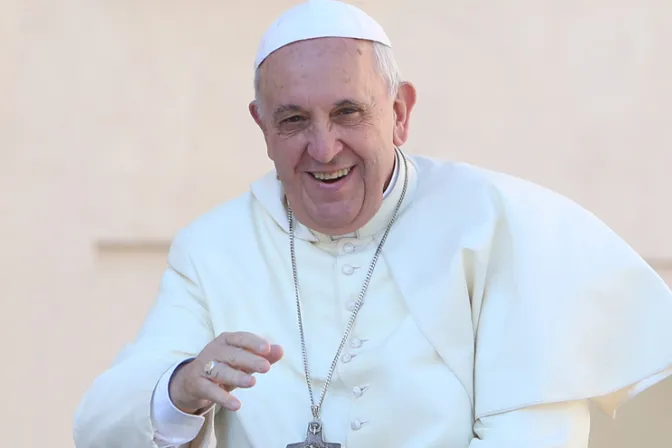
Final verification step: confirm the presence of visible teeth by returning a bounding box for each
[312,168,351,180]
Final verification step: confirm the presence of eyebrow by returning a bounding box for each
[333,99,367,109]
[271,99,370,122]
[272,104,303,123]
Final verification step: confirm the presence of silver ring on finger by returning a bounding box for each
[203,360,217,377]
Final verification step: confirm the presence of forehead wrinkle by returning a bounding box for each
[259,39,382,117]
[264,38,374,79]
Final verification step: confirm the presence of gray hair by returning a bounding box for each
[253,41,402,118]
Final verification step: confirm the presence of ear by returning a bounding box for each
[250,100,275,159]
[392,81,417,146]
[249,101,264,129]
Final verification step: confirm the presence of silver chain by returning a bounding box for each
[287,150,409,421]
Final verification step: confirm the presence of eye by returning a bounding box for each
[281,115,304,124]
[338,108,358,115]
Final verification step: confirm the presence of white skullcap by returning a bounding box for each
[254,0,392,70]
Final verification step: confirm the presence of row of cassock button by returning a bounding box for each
[341,335,362,362]
[341,241,366,431]
[343,336,367,431]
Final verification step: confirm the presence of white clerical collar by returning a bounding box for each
[250,147,417,244]
[382,149,400,200]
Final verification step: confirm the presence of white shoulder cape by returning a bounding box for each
[374,155,672,419]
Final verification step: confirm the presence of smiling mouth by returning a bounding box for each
[310,167,352,183]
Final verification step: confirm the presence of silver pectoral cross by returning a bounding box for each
[286,420,341,448]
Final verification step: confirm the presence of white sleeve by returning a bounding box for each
[73,229,218,447]
[150,359,209,448]
[469,400,590,447]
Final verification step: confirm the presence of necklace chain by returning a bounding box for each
[287,151,409,421]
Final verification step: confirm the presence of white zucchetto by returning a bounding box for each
[254,0,392,70]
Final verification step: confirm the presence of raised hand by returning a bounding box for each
[168,331,284,413]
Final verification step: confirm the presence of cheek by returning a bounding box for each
[267,140,304,174]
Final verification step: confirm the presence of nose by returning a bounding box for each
[306,122,342,163]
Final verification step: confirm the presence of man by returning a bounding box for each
[73,1,672,447]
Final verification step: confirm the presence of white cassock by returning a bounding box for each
[73,149,672,447]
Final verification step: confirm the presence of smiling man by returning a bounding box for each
[73,1,672,447]
[250,27,414,238]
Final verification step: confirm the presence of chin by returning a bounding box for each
[322,209,379,235]
[313,216,357,234]
[294,194,377,234]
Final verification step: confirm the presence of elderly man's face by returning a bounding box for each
[250,37,416,235]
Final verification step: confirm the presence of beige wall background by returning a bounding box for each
[2,0,671,446]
